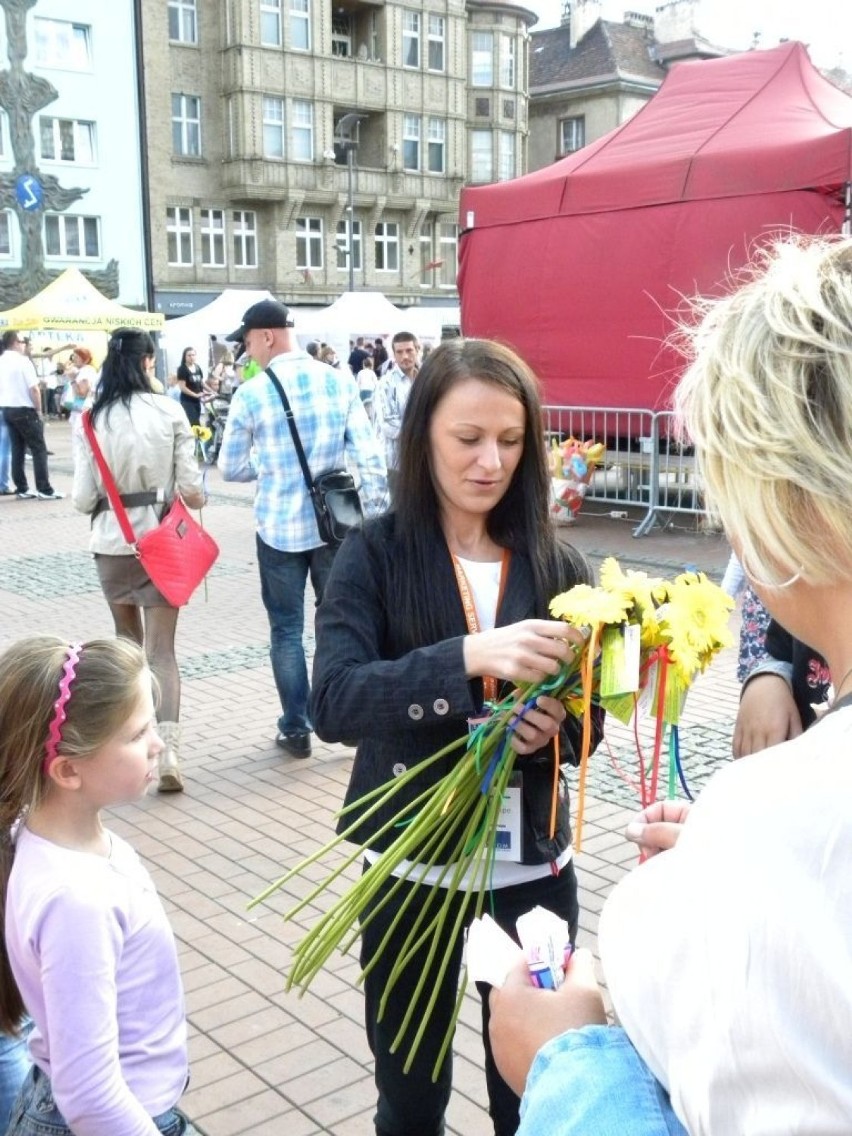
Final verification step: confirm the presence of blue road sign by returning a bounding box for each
[15,174,44,212]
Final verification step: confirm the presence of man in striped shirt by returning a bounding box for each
[220,299,388,758]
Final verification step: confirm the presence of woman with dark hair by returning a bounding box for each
[176,346,209,427]
[312,338,603,1136]
[71,327,205,793]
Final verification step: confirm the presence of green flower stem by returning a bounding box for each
[250,736,470,912]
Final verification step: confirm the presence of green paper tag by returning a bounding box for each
[599,623,641,698]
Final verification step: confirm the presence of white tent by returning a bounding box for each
[294,291,458,365]
[160,288,276,373]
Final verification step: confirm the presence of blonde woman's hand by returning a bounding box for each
[463,619,585,687]
[489,950,607,1097]
[624,800,691,856]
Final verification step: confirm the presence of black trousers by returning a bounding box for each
[360,860,579,1136]
[2,407,53,494]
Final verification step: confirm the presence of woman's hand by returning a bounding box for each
[624,800,691,857]
[732,673,802,758]
[509,694,565,755]
[489,950,607,1097]
[463,619,585,686]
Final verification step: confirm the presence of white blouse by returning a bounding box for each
[599,705,852,1135]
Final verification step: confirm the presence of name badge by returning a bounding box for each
[493,771,522,862]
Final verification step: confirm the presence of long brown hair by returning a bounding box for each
[0,636,149,1033]
[392,337,581,645]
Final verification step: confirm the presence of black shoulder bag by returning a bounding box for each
[265,367,363,548]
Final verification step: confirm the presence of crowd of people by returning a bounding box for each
[2,236,852,1134]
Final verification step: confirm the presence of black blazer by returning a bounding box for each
[311,513,604,863]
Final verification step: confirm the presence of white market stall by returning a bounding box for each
[159,288,277,373]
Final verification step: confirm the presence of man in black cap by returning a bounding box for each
[218,298,387,758]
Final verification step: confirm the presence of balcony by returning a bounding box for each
[221,157,462,209]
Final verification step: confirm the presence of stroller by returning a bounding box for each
[206,394,231,464]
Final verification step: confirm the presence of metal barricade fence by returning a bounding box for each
[543,405,705,537]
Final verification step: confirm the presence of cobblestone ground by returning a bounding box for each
[0,420,740,1135]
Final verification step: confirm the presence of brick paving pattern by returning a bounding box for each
[0,419,741,1135]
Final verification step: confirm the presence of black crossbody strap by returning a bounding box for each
[264,367,316,496]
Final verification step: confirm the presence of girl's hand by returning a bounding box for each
[463,619,586,686]
[509,694,565,755]
[624,800,691,856]
[489,950,607,1096]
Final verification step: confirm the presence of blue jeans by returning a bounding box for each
[518,1026,687,1136]
[7,1066,186,1135]
[256,535,336,735]
[0,414,11,491]
[0,1023,31,1132]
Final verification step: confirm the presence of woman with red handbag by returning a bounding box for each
[72,328,206,792]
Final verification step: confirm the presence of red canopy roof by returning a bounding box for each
[459,43,852,410]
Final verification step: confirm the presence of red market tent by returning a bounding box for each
[458,42,852,411]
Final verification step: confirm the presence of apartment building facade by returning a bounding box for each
[143,0,537,316]
[0,0,148,308]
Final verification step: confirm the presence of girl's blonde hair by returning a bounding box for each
[675,235,852,587]
[0,635,152,1032]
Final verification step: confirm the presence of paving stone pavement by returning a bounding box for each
[0,419,741,1135]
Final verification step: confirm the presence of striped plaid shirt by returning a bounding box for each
[219,350,388,551]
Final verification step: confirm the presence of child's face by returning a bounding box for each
[76,671,162,807]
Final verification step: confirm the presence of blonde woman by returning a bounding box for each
[489,237,852,1134]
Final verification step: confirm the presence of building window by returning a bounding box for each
[171,94,201,157]
[471,129,493,182]
[166,207,193,265]
[260,0,282,45]
[263,96,285,158]
[471,31,493,86]
[331,12,352,56]
[290,0,310,50]
[38,117,95,164]
[427,117,445,173]
[292,99,313,161]
[296,217,323,269]
[168,0,197,43]
[439,221,457,288]
[375,221,399,271]
[402,11,420,68]
[44,213,100,259]
[501,37,515,88]
[427,15,445,72]
[34,18,91,70]
[336,219,362,271]
[560,115,585,154]
[200,208,226,266]
[232,210,257,267]
[498,130,515,181]
[403,114,420,171]
[0,211,12,258]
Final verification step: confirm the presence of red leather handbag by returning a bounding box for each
[82,411,219,606]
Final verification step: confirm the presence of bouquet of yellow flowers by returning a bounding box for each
[251,557,733,1076]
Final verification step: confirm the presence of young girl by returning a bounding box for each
[0,635,189,1135]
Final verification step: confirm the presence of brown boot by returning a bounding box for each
[156,721,184,793]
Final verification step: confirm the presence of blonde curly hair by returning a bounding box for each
[675,235,852,587]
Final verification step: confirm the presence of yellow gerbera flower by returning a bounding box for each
[550,583,632,628]
[192,425,213,441]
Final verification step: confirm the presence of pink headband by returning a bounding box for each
[43,644,83,773]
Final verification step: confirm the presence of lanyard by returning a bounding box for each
[451,548,511,704]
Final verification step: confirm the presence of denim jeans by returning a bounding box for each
[7,1066,186,1135]
[0,1022,31,1132]
[518,1026,687,1136]
[1,407,54,495]
[256,535,336,735]
[0,413,11,491]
